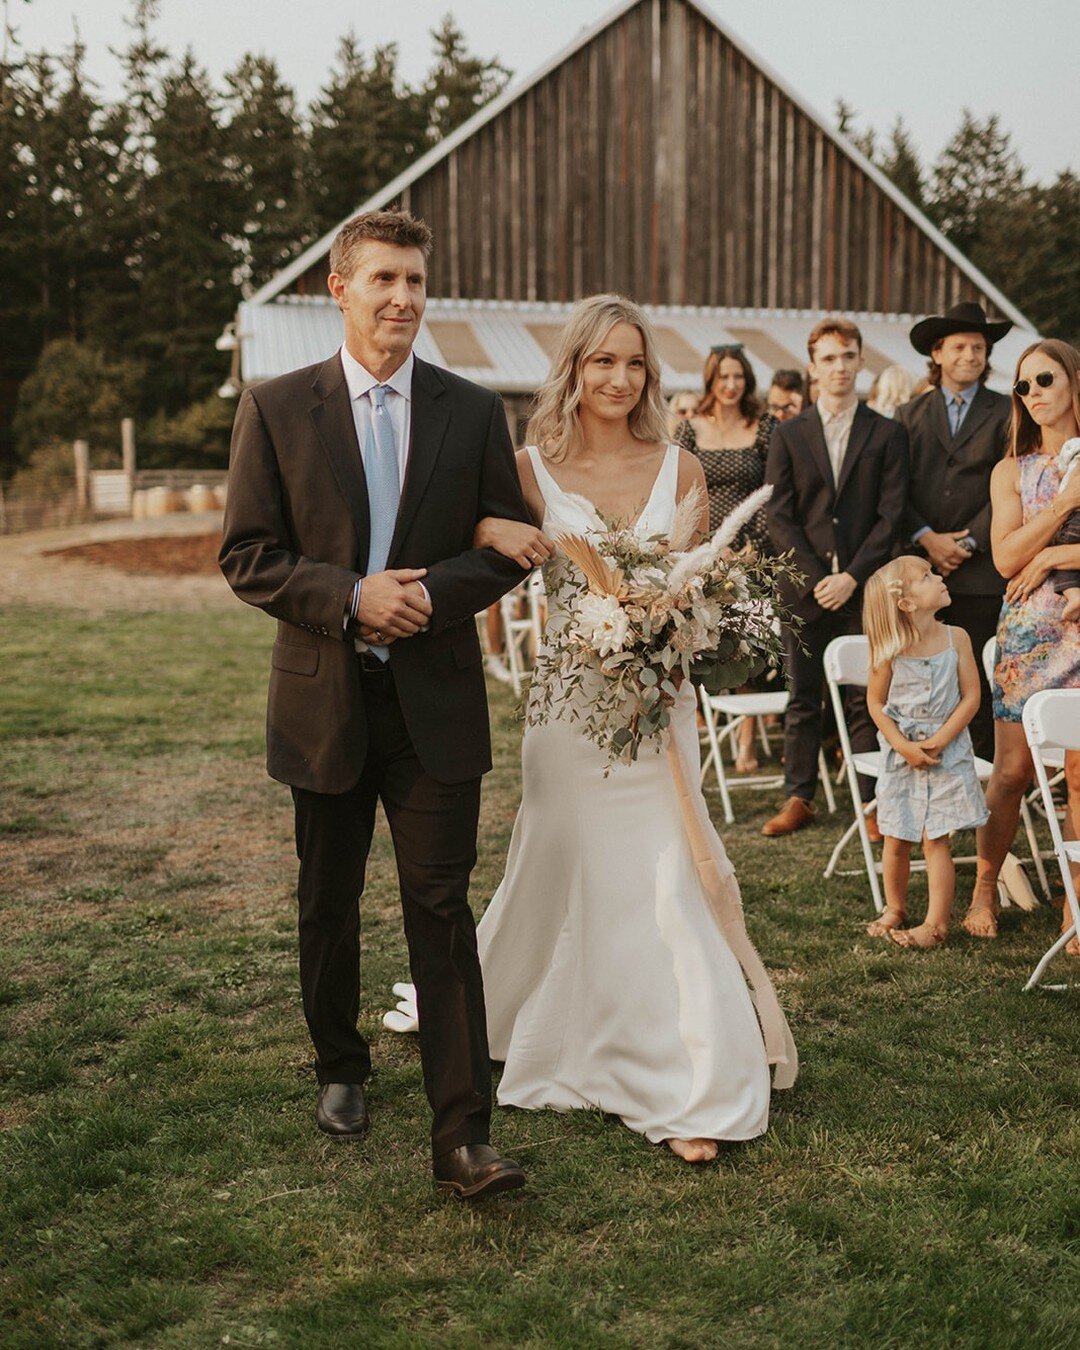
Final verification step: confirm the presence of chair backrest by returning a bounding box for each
[1022,689,1080,753]
[823,634,870,689]
[982,637,996,687]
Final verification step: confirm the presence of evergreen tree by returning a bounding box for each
[138,50,240,414]
[12,336,142,460]
[307,35,426,235]
[423,14,510,146]
[224,54,309,293]
[972,172,1080,346]
[927,109,1024,255]
[879,116,924,211]
[834,97,875,161]
[0,48,39,473]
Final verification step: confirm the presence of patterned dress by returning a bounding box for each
[993,453,1080,721]
[675,413,777,549]
[876,627,989,843]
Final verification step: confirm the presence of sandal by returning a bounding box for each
[962,881,999,939]
[867,908,906,938]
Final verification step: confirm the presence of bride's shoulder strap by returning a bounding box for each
[524,445,559,500]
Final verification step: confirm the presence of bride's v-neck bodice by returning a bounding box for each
[526,444,680,542]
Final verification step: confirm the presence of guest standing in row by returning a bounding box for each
[965,339,1080,945]
[899,303,1013,761]
[762,318,909,836]
[765,369,805,423]
[676,344,776,772]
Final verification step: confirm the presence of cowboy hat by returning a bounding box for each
[909,301,1013,356]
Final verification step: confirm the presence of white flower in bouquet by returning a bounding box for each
[573,590,631,657]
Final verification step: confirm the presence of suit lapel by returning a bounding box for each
[389,356,450,563]
[951,384,992,453]
[929,387,952,452]
[309,354,370,559]
[802,407,835,494]
[835,402,874,499]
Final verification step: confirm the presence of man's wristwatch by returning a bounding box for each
[957,535,977,555]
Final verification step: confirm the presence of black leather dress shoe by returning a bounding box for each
[433,1144,526,1200]
[315,1083,369,1138]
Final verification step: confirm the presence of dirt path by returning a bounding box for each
[0,512,236,614]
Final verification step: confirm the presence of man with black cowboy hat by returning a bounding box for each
[898,301,1013,760]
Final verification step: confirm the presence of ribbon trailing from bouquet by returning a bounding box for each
[665,734,798,1090]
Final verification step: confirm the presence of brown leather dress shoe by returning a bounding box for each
[315,1083,369,1138]
[433,1144,526,1200]
[761,796,816,837]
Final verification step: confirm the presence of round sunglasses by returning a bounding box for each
[1013,370,1056,397]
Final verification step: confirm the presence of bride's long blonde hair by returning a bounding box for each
[525,294,669,462]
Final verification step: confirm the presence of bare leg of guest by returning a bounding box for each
[964,722,1033,938]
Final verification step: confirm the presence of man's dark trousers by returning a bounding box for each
[783,607,877,804]
[292,663,490,1160]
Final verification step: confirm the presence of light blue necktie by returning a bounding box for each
[364,384,400,662]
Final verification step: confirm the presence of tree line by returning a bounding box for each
[2,1,1076,488]
[0,1,510,480]
[836,100,1079,354]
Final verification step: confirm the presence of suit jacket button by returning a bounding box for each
[832,516,839,524]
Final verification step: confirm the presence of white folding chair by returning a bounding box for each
[1021,689,1080,991]
[821,634,1029,914]
[698,687,836,825]
[983,637,1064,860]
[499,572,546,696]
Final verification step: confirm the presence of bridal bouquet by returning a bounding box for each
[528,484,800,766]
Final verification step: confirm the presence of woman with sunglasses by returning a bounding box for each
[963,339,1080,945]
[676,344,777,771]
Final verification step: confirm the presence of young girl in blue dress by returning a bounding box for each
[862,556,989,948]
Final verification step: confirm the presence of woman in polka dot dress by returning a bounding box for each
[676,344,778,771]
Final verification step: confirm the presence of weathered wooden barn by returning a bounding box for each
[230,0,1033,423]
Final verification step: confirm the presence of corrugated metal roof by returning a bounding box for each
[238,296,1034,396]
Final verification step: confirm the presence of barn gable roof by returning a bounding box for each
[248,0,1029,327]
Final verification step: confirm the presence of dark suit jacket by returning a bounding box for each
[219,353,530,792]
[897,384,1010,597]
[765,401,909,621]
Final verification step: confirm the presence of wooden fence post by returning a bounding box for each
[121,418,136,480]
[73,440,90,510]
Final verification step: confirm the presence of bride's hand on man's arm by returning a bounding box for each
[473,517,556,569]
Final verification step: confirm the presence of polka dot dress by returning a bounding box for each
[675,413,777,550]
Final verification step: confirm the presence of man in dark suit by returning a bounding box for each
[898,301,1013,760]
[763,317,909,836]
[220,210,533,1199]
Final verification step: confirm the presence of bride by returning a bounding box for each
[395,294,796,1162]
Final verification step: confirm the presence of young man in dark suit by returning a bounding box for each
[898,301,1013,760]
[220,210,533,1199]
[763,317,909,836]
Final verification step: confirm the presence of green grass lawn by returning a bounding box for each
[1,603,1077,1348]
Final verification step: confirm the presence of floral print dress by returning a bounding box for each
[993,453,1080,721]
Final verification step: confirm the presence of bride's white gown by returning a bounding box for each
[477,446,796,1144]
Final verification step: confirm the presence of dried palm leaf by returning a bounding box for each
[556,533,623,596]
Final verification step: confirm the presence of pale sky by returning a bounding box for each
[9,0,1079,183]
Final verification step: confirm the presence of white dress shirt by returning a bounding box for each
[338,346,427,634]
[817,397,858,485]
[340,344,414,488]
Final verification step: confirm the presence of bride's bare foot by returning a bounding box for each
[962,881,999,939]
[867,908,906,938]
[890,922,947,949]
[667,1137,718,1163]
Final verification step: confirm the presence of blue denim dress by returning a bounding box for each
[876,629,990,843]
